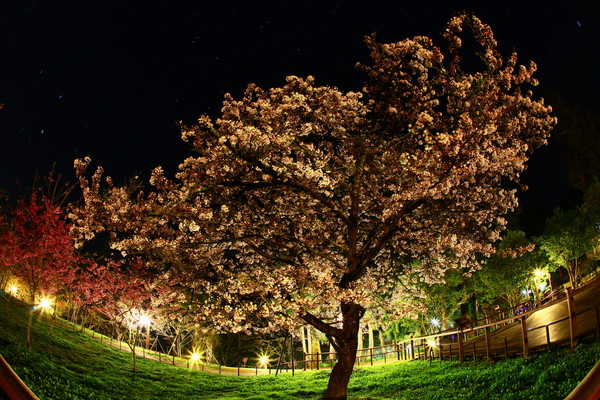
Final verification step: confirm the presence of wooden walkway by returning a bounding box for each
[385,276,600,364]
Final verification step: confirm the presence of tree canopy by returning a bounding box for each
[71,13,555,399]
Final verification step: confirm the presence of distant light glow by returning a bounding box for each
[534,270,544,277]
[427,339,438,349]
[430,318,440,327]
[257,353,271,368]
[521,289,532,296]
[39,298,52,310]
[538,283,547,291]
[191,353,200,362]
[8,285,18,295]
[139,314,151,326]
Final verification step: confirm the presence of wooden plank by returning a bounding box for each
[0,355,41,400]
[520,317,529,357]
[566,287,579,348]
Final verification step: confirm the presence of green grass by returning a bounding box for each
[1,293,598,400]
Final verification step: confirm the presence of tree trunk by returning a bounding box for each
[26,295,35,349]
[569,259,579,289]
[50,296,58,335]
[307,326,314,366]
[300,326,307,354]
[442,308,449,330]
[323,303,363,400]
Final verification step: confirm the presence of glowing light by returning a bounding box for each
[430,318,440,327]
[427,339,438,349]
[39,298,52,310]
[139,314,151,326]
[191,353,200,362]
[538,283,547,291]
[257,353,271,368]
[534,269,544,277]
[8,285,18,295]
[521,289,532,296]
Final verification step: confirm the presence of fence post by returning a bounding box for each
[566,287,578,348]
[546,325,551,352]
[504,336,508,359]
[396,343,400,360]
[316,351,320,370]
[290,334,295,377]
[457,331,465,362]
[449,344,453,362]
[485,327,492,361]
[520,317,529,357]
[370,348,373,366]
[410,337,415,359]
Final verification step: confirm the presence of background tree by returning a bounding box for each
[582,179,600,262]
[473,229,541,310]
[71,13,555,400]
[539,207,597,288]
[416,269,471,331]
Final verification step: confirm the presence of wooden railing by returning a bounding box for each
[0,355,41,400]
[301,275,600,370]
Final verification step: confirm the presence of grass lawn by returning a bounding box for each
[1,293,598,399]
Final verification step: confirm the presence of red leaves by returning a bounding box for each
[0,193,77,301]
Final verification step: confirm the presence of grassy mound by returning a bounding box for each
[1,293,598,399]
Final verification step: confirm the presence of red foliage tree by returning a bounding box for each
[0,193,77,348]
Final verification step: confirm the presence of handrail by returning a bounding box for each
[303,274,600,366]
[0,355,40,400]
[565,359,600,400]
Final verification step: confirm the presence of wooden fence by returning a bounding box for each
[298,275,600,370]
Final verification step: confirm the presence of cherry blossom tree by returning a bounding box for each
[0,193,77,348]
[71,14,555,399]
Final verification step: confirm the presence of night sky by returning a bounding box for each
[1,2,598,213]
